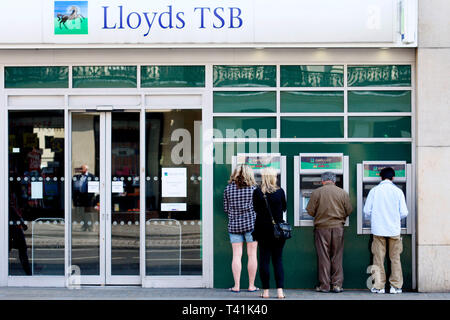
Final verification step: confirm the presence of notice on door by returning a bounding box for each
[31,181,43,199]
[112,181,124,193]
[161,168,187,198]
[88,181,100,193]
[161,203,187,212]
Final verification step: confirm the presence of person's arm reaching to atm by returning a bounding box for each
[363,188,375,220]
[306,191,318,218]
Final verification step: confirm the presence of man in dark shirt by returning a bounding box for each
[73,164,96,231]
[306,171,352,293]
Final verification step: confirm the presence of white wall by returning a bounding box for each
[416,0,450,292]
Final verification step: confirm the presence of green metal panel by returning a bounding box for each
[348,116,411,138]
[141,65,205,88]
[213,65,276,87]
[281,117,344,138]
[5,66,68,88]
[213,142,412,290]
[348,91,411,112]
[348,65,411,87]
[281,91,344,113]
[281,65,344,87]
[72,66,137,88]
[213,117,276,138]
[213,91,276,113]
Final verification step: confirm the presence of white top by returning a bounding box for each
[363,180,408,237]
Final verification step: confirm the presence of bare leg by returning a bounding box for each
[231,242,243,291]
[247,241,258,291]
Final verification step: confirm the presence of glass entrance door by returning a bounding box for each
[70,111,140,285]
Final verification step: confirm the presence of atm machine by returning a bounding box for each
[293,153,349,227]
[356,161,413,234]
[232,153,287,221]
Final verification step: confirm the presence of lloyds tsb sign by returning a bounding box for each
[102,5,244,37]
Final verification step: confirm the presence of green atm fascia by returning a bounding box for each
[232,153,287,222]
[356,161,413,235]
[293,153,349,227]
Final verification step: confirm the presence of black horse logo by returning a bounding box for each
[57,6,85,29]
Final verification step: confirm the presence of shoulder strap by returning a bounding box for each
[262,193,276,225]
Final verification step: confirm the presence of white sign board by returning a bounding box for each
[161,203,187,212]
[31,182,44,199]
[88,181,100,193]
[0,0,417,47]
[111,181,124,193]
[161,168,187,198]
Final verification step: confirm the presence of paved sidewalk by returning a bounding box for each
[0,287,449,300]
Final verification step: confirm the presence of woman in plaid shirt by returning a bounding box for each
[223,164,259,293]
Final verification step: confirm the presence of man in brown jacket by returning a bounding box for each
[306,171,353,293]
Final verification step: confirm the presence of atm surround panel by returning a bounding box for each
[294,153,349,227]
[232,153,287,221]
[357,161,412,235]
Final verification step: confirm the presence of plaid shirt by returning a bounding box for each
[223,182,257,234]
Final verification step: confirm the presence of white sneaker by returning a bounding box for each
[370,287,385,294]
[390,286,402,294]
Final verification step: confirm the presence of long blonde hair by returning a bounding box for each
[260,167,279,194]
[228,164,256,188]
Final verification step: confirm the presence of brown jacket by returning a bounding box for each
[306,183,353,229]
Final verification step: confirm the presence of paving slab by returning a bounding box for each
[0,287,449,300]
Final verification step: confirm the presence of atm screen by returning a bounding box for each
[253,172,281,188]
[362,182,407,229]
[300,174,343,220]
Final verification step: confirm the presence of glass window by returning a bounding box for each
[111,112,140,275]
[213,91,276,113]
[281,117,344,138]
[8,111,65,276]
[213,117,277,138]
[5,66,68,88]
[213,65,276,87]
[281,65,344,87]
[348,116,412,138]
[141,66,205,87]
[348,65,411,87]
[348,91,411,113]
[281,91,344,113]
[71,113,101,276]
[145,110,202,275]
[72,66,137,88]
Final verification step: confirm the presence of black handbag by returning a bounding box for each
[263,194,292,240]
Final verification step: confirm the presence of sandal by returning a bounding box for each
[277,295,286,299]
[260,294,270,298]
[228,287,240,293]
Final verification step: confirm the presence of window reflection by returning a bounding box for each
[8,111,65,276]
[145,110,202,275]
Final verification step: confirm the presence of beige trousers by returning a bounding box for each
[371,235,403,289]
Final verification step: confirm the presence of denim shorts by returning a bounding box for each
[229,231,255,243]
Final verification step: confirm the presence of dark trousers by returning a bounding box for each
[258,240,285,289]
[314,227,345,291]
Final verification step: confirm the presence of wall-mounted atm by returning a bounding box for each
[232,153,287,221]
[357,161,413,235]
[294,153,349,227]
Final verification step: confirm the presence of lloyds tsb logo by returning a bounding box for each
[54,1,88,35]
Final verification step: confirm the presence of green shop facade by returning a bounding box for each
[0,0,419,289]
